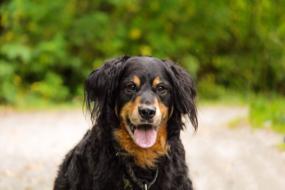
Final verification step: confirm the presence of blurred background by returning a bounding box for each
[0,0,285,190]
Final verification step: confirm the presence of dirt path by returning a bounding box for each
[183,106,285,190]
[0,106,284,190]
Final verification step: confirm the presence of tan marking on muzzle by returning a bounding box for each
[155,98,169,121]
[120,96,141,125]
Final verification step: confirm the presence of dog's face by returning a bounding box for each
[116,57,172,148]
[85,56,197,168]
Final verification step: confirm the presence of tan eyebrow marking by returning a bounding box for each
[152,76,161,87]
[133,75,141,87]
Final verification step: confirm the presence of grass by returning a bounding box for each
[198,90,248,107]
[277,143,285,151]
[228,117,248,129]
[224,93,285,151]
[199,90,285,135]
[249,95,285,135]
[199,90,285,137]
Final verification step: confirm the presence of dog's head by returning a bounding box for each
[85,56,197,167]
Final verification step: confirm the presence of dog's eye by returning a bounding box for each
[156,85,168,95]
[125,83,138,93]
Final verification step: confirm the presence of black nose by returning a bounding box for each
[138,106,156,120]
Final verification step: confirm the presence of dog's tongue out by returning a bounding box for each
[134,127,157,148]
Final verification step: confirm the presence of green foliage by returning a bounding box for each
[0,0,285,105]
[30,72,69,101]
[249,96,285,134]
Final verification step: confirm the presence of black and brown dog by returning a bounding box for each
[54,56,198,190]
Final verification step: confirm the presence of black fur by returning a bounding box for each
[54,56,198,190]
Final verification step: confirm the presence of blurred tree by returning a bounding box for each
[0,0,284,105]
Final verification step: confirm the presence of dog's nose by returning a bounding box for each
[138,106,156,120]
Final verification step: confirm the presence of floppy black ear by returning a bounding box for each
[85,56,129,122]
[164,60,198,130]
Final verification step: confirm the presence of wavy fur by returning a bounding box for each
[54,56,197,190]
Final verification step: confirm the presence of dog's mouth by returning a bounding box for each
[126,118,158,149]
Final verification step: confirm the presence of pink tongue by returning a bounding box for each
[134,128,157,148]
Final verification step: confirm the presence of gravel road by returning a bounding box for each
[0,106,285,190]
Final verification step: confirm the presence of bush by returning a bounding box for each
[250,96,285,134]
[0,0,284,105]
